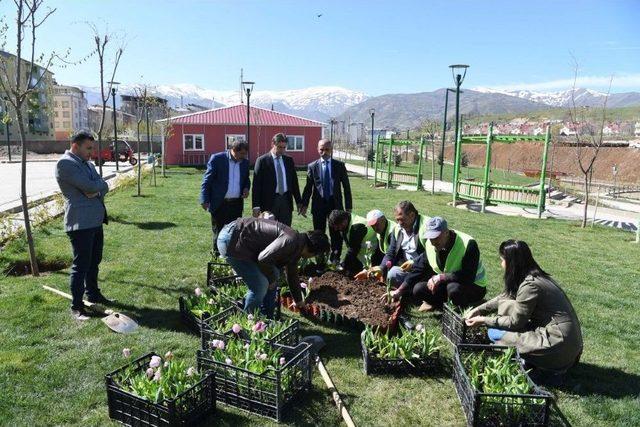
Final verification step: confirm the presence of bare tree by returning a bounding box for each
[0,0,60,276]
[567,61,612,227]
[132,85,147,196]
[158,101,174,178]
[90,23,123,177]
[422,120,439,194]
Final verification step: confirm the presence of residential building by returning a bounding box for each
[53,85,88,140]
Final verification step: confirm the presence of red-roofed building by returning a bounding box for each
[159,105,325,166]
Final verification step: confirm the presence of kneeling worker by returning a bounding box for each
[328,210,380,276]
[390,216,487,311]
[217,217,330,316]
[356,201,429,286]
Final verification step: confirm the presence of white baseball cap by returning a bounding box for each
[366,209,385,226]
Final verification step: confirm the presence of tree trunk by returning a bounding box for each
[16,110,40,276]
[581,173,590,228]
[136,123,141,196]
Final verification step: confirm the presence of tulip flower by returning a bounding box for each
[259,353,268,361]
[217,340,225,350]
[279,357,286,366]
[252,321,267,332]
[232,323,242,334]
[247,314,254,321]
[122,348,131,358]
[210,339,220,349]
[153,370,162,382]
[300,282,308,289]
[145,367,154,379]
[308,277,314,284]
[186,367,196,377]
[225,358,233,365]
[208,298,214,305]
[164,361,170,368]
[164,351,173,360]
[415,324,424,332]
[149,355,162,368]
[386,260,393,269]
[244,343,250,349]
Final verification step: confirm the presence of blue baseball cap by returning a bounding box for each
[423,216,448,239]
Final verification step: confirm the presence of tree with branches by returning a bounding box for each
[421,120,439,194]
[90,23,123,177]
[567,62,613,228]
[0,0,60,276]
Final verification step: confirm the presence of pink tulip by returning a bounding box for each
[386,260,393,268]
[217,340,226,350]
[149,355,161,368]
[145,367,154,379]
[308,277,314,284]
[122,348,131,358]
[153,370,162,382]
[259,353,268,361]
[232,323,242,334]
[210,339,220,349]
[225,357,233,365]
[247,314,254,321]
[300,282,308,289]
[252,321,267,333]
[195,287,203,297]
[279,357,286,366]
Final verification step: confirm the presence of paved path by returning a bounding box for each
[337,152,640,233]
[0,161,131,212]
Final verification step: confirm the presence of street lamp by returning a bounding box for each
[439,88,457,180]
[242,81,254,158]
[107,81,120,171]
[612,164,619,198]
[449,64,469,204]
[369,108,375,167]
[329,118,336,143]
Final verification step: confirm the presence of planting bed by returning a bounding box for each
[296,271,402,331]
[105,353,216,427]
[453,344,553,427]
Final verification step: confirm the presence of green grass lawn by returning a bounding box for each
[1,169,639,426]
[343,157,539,187]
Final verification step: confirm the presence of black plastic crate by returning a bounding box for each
[105,353,216,426]
[442,303,490,346]
[206,261,235,286]
[200,306,299,349]
[178,296,233,335]
[360,330,440,376]
[453,344,553,427]
[196,342,312,422]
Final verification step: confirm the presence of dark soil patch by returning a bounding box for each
[305,271,400,329]
[3,259,70,276]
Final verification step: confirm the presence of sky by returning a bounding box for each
[0,0,639,95]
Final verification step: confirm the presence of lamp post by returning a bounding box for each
[612,164,618,198]
[329,118,336,143]
[108,81,120,171]
[2,96,10,162]
[241,80,254,159]
[449,64,469,204]
[369,108,375,167]
[439,88,457,180]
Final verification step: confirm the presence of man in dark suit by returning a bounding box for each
[300,138,352,262]
[251,133,302,226]
[200,140,250,254]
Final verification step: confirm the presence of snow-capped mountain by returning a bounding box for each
[77,83,368,122]
[472,87,639,108]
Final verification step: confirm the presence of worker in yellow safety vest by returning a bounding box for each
[328,210,380,276]
[386,216,487,312]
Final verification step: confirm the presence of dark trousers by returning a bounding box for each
[271,193,292,226]
[67,226,104,310]
[211,198,243,255]
[311,198,342,262]
[414,280,486,308]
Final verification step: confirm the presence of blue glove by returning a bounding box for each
[487,328,506,342]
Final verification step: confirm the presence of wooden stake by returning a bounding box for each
[317,358,356,427]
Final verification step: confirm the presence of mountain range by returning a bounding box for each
[75,83,640,129]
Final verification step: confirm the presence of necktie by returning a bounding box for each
[276,156,285,195]
[323,160,331,201]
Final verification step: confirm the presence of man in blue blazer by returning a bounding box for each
[55,131,110,321]
[200,140,250,254]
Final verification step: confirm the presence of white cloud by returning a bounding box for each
[479,73,640,92]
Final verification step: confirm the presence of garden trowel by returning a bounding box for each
[42,285,139,334]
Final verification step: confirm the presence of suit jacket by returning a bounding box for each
[251,152,301,212]
[301,158,352,212]
[55,150,109,232]
[476,274,583,372]
[200,151,250,213]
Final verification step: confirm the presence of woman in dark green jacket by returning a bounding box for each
[466,240,583,376]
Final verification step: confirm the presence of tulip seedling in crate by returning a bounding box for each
[106,350,215,426]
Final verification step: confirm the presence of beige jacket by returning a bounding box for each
[476,274,583,372]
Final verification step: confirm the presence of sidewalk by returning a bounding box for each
[338,154,639,233]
